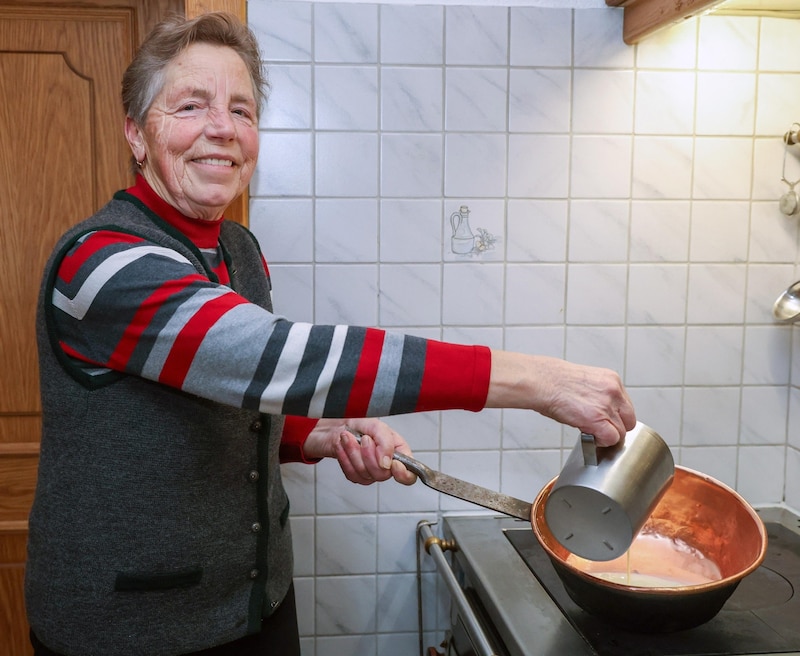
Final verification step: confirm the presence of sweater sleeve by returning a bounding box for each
[50,230,492,419]
[280,416,320,464]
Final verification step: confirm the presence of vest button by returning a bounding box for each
[249,569,259,579]
[251,522,262,533]
[250,420,262,432]
[248,470,260,483]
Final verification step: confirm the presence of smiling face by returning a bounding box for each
[125,43,259,221]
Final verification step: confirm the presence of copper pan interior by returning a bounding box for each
[532,466,767,594]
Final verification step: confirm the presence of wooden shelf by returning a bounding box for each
[607,0,724,43]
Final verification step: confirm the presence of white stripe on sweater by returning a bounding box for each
[52,246,191,320]
[264,322,312,405]
[306,324,348,416]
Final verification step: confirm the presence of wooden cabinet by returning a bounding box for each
[1,7,140,652]
[606,0,800,43]
[606,0,722,43]
[0,1,244,653]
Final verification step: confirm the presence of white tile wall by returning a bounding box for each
[247,2,800,653]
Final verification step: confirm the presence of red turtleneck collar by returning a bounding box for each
[126,175,224,249]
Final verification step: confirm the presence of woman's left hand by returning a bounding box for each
[302,418,417,486]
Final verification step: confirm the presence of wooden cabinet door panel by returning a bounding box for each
[0,48,97,415]
[0,446,40,521]
[0,527,29,656]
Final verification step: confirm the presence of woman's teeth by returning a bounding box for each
[196,158,233,167]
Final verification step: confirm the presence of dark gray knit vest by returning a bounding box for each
[26,192,293,656]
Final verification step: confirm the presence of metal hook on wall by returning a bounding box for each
[780,123,800,216]
[784,122,800,146]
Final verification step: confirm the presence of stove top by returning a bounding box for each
[505,521,800,655]
[442,508,800,656]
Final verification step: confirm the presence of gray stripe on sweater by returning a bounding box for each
[140,286,232,381]
[367,331,405,416]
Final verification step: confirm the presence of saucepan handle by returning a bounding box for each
[581,432,598,467]
[349,428,532,521]
[349,429,431,482]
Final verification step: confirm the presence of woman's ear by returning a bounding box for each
[124,116,146,164]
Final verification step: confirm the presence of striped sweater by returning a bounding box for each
[26,178,492,655]
[52,176,492,448]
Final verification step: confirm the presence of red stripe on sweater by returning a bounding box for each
[415,341,491,413]
[158,291,249,388]
[344,329,385,417]
[59,340,104,366]
[108,274,208,370]
[212,261,230,286]
[59,231,145,284]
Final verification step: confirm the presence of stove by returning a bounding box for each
[432,507,800,656]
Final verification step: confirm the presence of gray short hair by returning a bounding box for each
[122,12,268,138]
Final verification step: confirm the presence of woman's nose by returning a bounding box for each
[205,108,236,139]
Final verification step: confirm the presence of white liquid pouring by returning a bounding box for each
[568,533,723,588]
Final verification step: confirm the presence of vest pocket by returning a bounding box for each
[114,565,203,591]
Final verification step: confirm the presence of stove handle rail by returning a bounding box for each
[417,520,500,656]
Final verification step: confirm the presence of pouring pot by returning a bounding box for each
[377,423,670,532]
[532,466,768,633]
[545,422,674,561]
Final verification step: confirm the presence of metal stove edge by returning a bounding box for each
[752,505,800,536]
[439,506,800,656]
[442,513,592,656]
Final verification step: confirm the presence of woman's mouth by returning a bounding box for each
[194,157,234,167]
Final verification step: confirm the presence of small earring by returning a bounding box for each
[136,159,144,168]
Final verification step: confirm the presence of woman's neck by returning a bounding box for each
[126,175,223,248]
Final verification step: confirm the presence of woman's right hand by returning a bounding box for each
[486,351,636,447]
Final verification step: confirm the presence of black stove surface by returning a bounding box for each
[505,522,800,656]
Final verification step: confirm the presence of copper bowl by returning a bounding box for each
[531,466,767,633]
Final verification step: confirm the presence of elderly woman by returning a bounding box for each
[25,12,635,656]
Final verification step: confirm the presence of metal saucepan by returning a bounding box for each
[378,443,767,633]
